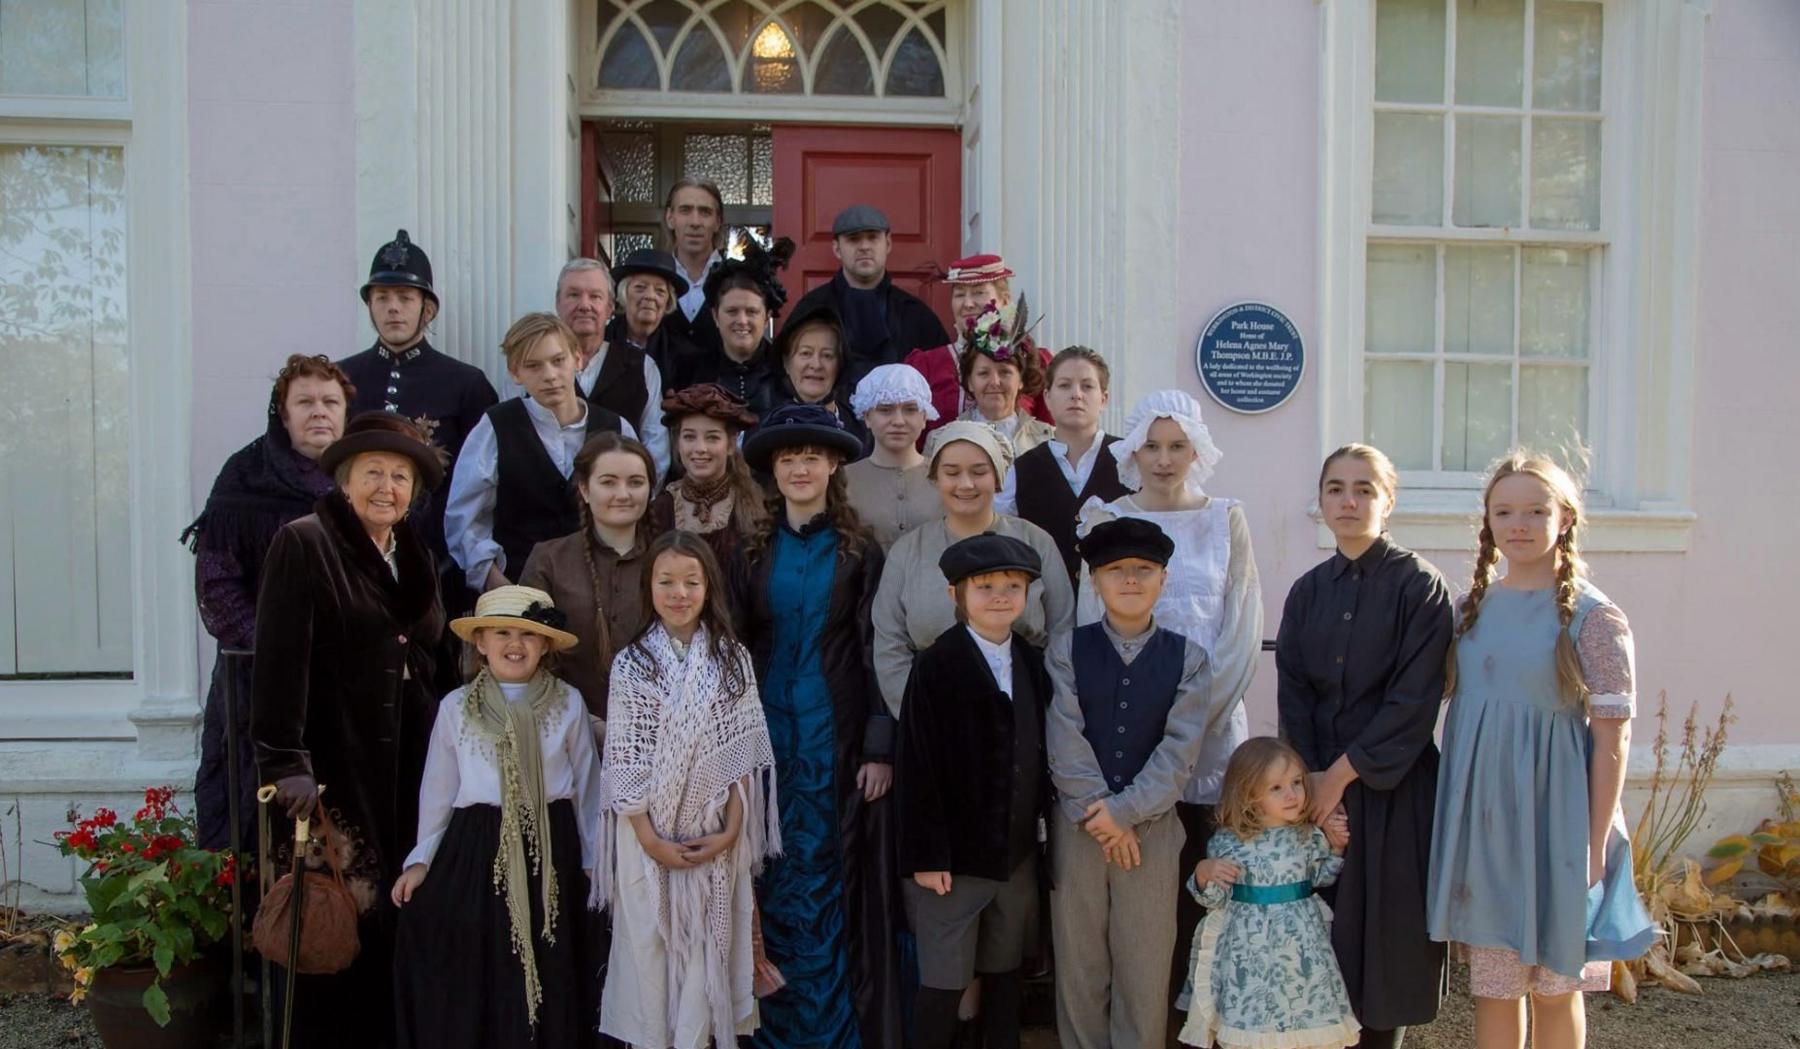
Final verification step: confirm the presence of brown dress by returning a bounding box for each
[519,530,650,716]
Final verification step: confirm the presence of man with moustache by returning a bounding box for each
[338,230,497,602]
[502,259,670,480]
[660,177,727,353]
[786,204,950,385]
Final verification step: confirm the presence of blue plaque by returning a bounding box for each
[1194,302,1305,415]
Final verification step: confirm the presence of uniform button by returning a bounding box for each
[387,385,398,395]
[1114,750,1124,758]
[1116,726,1126,734]
[1119,701,1128,709]
[397,634,408,644]
[1112,776,1123,785]
[1342,612,1353,621]
[1121,677,1130,686]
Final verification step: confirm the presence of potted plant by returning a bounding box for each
[52,786,237,1047]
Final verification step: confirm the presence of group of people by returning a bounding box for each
[180,184,1655,1049]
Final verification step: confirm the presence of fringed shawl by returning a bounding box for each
[596,622,779,1047]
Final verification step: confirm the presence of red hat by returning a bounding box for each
[944,254,1015,285]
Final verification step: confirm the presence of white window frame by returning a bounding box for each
[0,2,195,744]
[1318,0,1707,552]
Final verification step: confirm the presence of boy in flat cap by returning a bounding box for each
[1045,517,1222,1049]
[896,533,1051,1049]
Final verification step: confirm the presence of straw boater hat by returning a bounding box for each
[942,253,1014,286]
[320,411,447,491]
[450,585,579,651]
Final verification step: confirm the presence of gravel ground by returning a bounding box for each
[3,966,1796,1048]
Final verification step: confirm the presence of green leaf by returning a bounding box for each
[1750,832,1785,846]
[142,982,171,1027]
[127,861,170,890]
[152,944,173,977]
[1707,835,1752,859]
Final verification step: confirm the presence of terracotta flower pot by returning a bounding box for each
[87,956,223,1049]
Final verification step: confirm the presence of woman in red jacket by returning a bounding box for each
[904,254,1052,439]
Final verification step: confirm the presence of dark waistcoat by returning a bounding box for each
[581,342,650,432]
[489,398,622,581]
[1071,623,1186,792]
[1006,663,1044,868]
[1013,436,1131,586]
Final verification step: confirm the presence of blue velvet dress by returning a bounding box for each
[755,524,862,1049]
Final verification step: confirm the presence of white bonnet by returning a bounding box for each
[923,419,1015,483]
[849,363,939,421]
[1110,389,1224,495]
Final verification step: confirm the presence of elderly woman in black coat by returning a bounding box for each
[251,411,446,1049]
[184,354,353,850]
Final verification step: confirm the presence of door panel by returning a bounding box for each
[773,125,961,334]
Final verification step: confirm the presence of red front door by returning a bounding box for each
[772,125,962,336]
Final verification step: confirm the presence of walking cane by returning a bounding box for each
[281,804,309,1049]
[256,786,274,1049]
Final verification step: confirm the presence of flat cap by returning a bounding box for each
[1078,517,1176,570]
[939,533,1042,586]
[831,204,890,236]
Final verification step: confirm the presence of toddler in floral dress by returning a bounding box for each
[1179,737,1360,1049]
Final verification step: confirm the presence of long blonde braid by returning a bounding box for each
[1552,527,1591,705]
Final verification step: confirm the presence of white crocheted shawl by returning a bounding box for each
[595,621,779,1046]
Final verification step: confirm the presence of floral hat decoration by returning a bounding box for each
[961,292,1038,367]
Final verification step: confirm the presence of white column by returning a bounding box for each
[976,0,1182,429]
[354,0,574,383]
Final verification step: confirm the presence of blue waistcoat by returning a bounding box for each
[1071,624,1187,791]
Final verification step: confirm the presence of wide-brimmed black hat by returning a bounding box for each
[743,403,863,473]
[320,411,446,492]
[939,533,1042,585]
[1078,517,1175,570]
[611,249,689,297]
[360,229,437,306]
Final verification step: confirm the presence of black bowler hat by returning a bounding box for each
[939,533,1042,586]
[743,403,864,474]
[360,229,438,306]
[611,249,689,298]
[1078,517,1176,571]
[320,411,447,492]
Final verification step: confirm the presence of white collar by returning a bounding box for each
[966,626,1012,663]
[523,392,589,431]
[1048,434,1102,467]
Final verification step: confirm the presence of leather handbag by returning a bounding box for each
[251,809,362,975]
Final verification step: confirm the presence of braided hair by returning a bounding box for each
[1443,451,1591,704]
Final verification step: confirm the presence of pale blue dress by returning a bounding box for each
[1426,582,1657,981]
[1178,823,1360,1049]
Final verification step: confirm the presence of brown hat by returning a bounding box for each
[660,383,760,431]
[320,411,447,491]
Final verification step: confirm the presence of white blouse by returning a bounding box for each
[405,679,603,872]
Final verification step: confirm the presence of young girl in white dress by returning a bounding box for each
[1181,737,1358,1049]
[391,585,602,1049]
[595,530,780,1049]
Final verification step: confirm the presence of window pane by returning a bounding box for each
[1454,0,1525,107]
[751,135,773,206]
[0,0,123,98]
[1375,0,1446,103]
[884,28,944,98]
[1366,244,1436,356]
[1453,115,1522,228]
[1520,248,1591,358]
[685,133,749,205]
[1534,1,1603,112]
[1442,362,1512,471]
[1530,118,1601,230]
[598,21,661,90]
[1365,361,1435,470]
[673,25,732,92]
[639,0,691,54]
[608,230,658,266]
[600,132,656,204]
[1519,364,1588,461]
[1445,245,1514,356]
[855,3,905,59]
[814,25,875,96]
[744,21,801,94]
[0,144,130,675]
[1372,113,1444,225]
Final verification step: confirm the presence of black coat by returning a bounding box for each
[787,273,950,386]
[663,337,781,419]
[896,627,1051,881]
[737,520,902,1048]
[1276,536,1453,1029]
[250,491,445,1048]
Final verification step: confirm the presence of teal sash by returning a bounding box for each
[1230,880,1313,905]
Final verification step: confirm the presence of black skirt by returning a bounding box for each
[394,800,603,1049]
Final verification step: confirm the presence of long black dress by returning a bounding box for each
[252,491,445,1049]
[1275,536,1453,1034]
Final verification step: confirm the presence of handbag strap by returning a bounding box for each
[305,807,351,891]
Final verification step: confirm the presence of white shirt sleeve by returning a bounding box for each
[444,414,503,590]
[639,357,670,483]
[403,698,463,870]
[994,465,1018,517]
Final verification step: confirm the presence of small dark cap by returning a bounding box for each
[831,204,890,237]
[1078,517,1175,571]
[939,533,1042,586]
